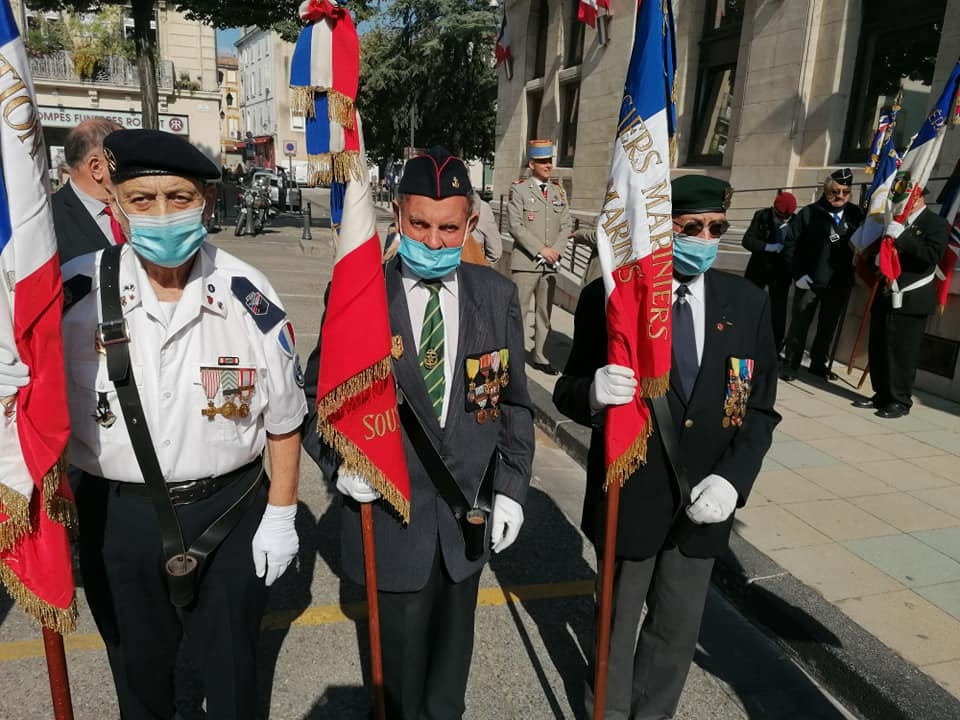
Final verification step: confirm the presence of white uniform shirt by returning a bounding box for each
[68,180,116,245]
[673,273,706,363]
[401,265,459,428]
[61,243,308,483]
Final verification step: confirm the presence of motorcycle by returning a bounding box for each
[234,184,270,236]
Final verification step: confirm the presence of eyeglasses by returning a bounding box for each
[828,187,851,197]
[675,219,729,238]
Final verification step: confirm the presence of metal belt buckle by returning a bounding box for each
[97,318,130,346]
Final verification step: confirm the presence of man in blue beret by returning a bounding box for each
[302,146,535,720]
[555,174,780,719]
[52,129,306,718]
[780,168,863,381]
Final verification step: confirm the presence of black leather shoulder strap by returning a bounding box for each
[649,395,692,509]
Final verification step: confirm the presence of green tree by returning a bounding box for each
[357,0,498,166]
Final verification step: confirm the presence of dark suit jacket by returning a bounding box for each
[302,258,535,592]
[52,183,110,265]
[553,271,781,560]
[868,207,950,316]
[782,198,862,288]
[742,207,790,288]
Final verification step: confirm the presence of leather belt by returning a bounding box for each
[115,459,261,506]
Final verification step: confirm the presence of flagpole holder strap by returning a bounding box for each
[97,319,130,347]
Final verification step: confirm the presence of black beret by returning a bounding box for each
[397,146,472,199]
[671,175,733,214]
[103,129,220,182]
[830,167,854,186]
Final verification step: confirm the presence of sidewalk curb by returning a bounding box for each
[526,375,960,720]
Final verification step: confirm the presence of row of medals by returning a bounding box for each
[465,353,509,424]
[201,367,255,420]
[722,367,750,428]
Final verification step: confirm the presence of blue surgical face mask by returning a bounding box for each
[395,213,465,280]
[120,204,207,268]
[672,233,720,276]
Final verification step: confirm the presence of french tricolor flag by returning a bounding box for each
[594,0,676,486]
[0,0,75,632]
[578,0,610,28]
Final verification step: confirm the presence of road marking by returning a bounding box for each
[0,579,594,662]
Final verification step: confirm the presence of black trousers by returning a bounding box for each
[584,546,715,720]
[77,468,268,720]
[378,543,482,720]
[783,285,846,371]
[869,297,927,408]
[746,274,790,351]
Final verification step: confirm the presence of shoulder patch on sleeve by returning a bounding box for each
[63,274,92,315]
[512,178,525,184]
[231,276,285,333]
[277,320,296,357]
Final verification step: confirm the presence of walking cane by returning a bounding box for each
[592,481,622,720]
[361,503,386,720]
[42,627,74,720]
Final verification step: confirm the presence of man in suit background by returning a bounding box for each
[52,118,124,264]
[741,191,797,352]
[508,139,574,375]
[852,190,949,418]
[780,168,863,381]
[553,175,780,720]
[302,147,534,719]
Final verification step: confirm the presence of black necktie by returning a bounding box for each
[540,183,548,199]
[673,284,698,399]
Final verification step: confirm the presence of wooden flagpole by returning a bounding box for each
[361,503,386,720]
[41,628,74,720]
[592,480,622,720]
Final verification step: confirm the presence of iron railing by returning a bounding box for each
[28,51,175,91]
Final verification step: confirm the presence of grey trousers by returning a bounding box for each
[585,546,715,720]
[512,270,556,364]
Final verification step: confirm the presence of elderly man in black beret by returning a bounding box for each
[302,146,534,719]
[554,175,780,719]
[780,168,863,381]
[56,129,307,719]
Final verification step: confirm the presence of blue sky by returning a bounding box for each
[216,28,240,55]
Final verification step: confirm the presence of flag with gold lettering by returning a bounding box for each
[0,0,76,632]
[594,0,675,487]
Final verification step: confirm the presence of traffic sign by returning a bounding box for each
[283,141,297,156]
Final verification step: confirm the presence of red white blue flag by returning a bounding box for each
[936,159,960,311]
[595,0,676,487]
[578,0,610,28]
[0,0,75,632]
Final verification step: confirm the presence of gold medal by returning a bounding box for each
[476,408,488,424]
[391,335,404,359]
[220,401,236,418]
[491,407,500,420]
[722,417,731,428]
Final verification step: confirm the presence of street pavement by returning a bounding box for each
[0,208,860,719]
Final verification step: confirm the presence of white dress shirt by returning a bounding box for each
[673,273,706,363]
[69,180,117,244]
[61,243,308,483]
[401,265,459,428]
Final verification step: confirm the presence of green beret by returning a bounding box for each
[103,129,220,183]
[671,175,733,214]
[398,146,472,199]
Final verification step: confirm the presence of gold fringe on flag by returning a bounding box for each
[327,90,355,130]
[0,562,77,634]
[290,88,356,130]
[604,419,653,491]
[41,455,77,536]
[640,373,670,398]
[0,484,30,553]
[307,151,363,187]
[315,357,411,523]
[291,86,317,118]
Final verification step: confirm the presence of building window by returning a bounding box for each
[529,0,549,81]
[841,0,946,162]
[687,0,743,165]
[225,92,233,107]
[526,88,543,146]
[565,0,584,67]
[229,118,239,138]
[558,77,580,167]
[291,111,304,131]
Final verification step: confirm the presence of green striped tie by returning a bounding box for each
[419,282,445,419]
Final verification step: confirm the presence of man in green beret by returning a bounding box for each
[554,174,780,718]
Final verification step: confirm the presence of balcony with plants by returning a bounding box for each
[24,7,174,91]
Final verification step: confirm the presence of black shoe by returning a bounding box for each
[808,366,839,381]
[852,396,878,409]
[875,403,910,419]
[779,368,798,381]
[531,362,559,376]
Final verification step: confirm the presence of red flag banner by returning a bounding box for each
[594,0,676,487]
[0,0,75,632]
[315,166,411,522]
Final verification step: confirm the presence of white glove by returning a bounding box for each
[795,274,812,290]
[336,470,381,503]
[589,364,637,412]
[764,243,783,253]
[0,347,29,397]
[490,493,524,553]
[252,503,299,586]
[886,221,906,239]
[686,474,739,525]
